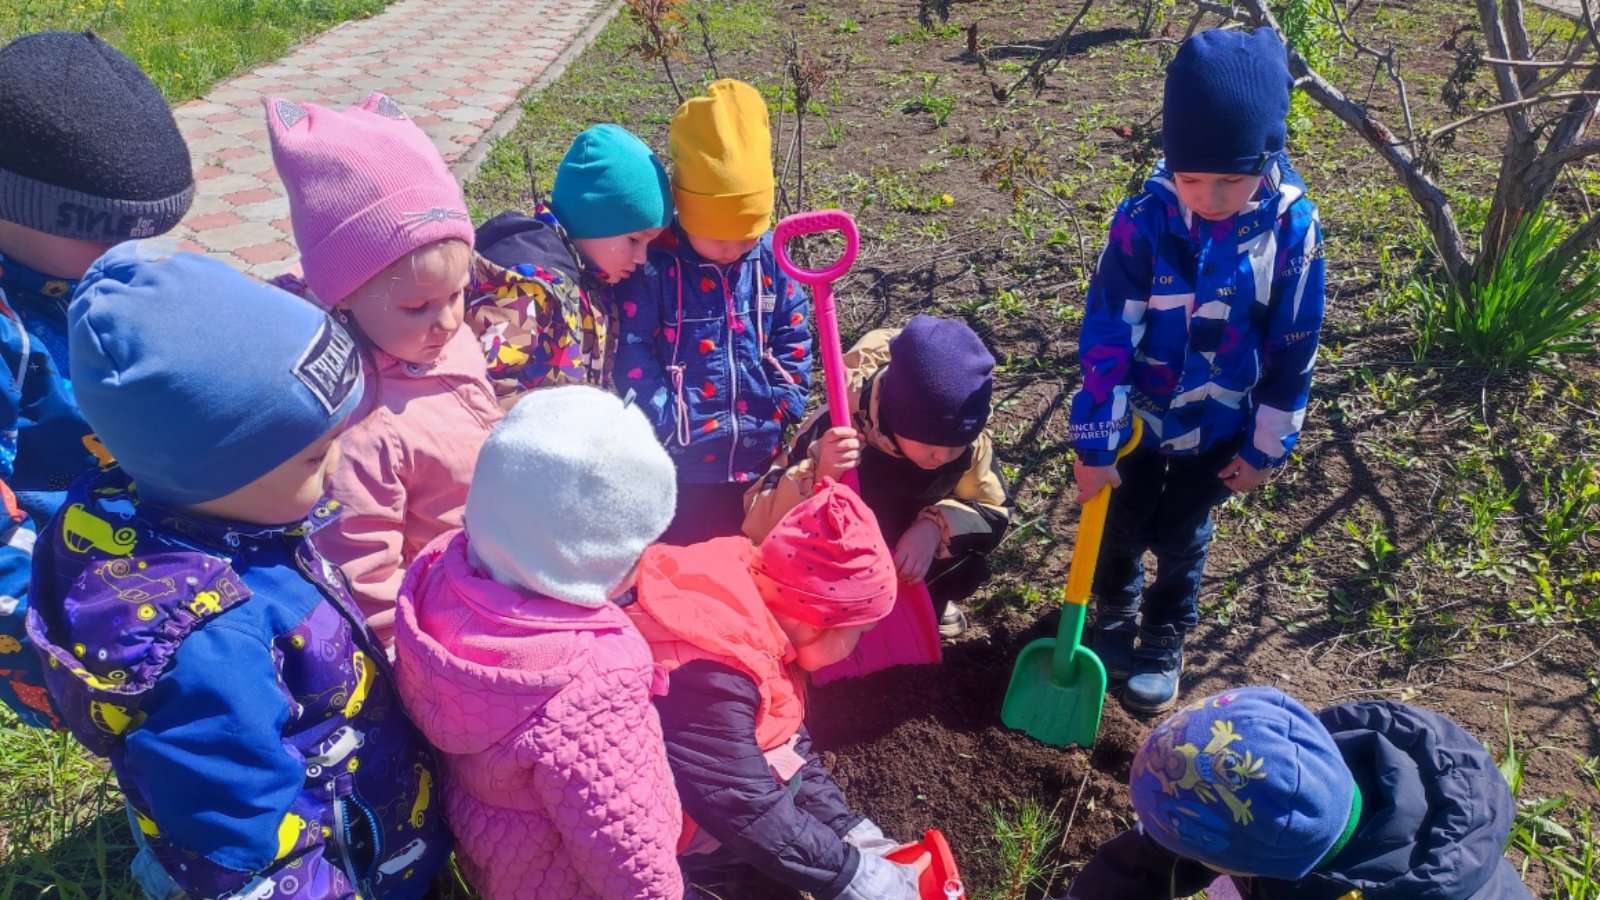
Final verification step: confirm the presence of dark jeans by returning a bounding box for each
[660,481,752,546]
[927,551,990,613]
[1092,437,1241,637]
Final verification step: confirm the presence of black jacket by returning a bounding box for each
[1067,701,1534,900]
[656,659,864,898]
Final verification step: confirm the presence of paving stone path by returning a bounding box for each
[170,0,614,277]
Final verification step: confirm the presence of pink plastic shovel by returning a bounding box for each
[773,211,943,685]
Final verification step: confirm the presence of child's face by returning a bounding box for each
[896,436,967,471]
[188,426,344,526]
[0,219,116,280]
[686,232,759,266]
[340,239,470,365]
[572,227,665,284]
[773,613,875,671]
[1172,172,1259,222]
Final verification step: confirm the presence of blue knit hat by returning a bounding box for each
[1162,29,1293,174]
[549,124,673,240]
[880,315,994,448]
[1129,687,1359,881]
[70,241,363,506]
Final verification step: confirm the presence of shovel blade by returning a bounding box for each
[1000,637,1107,748]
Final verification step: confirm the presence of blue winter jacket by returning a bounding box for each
[1069,154,1325,470]
[27,467,453,900]
[614,224,813,483]
[0,253,100,727]
[1064,701,1533,900]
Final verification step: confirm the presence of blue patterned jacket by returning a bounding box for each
[27,466,452,900]
[613,224,813,484]
[1069,154,1325,469]
[0,254,102,728]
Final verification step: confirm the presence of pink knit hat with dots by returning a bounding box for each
[752,479,898,628]
[263,92,473,308]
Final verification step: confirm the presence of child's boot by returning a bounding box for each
[1090,607,1138,681]
[1123,628,1184,714]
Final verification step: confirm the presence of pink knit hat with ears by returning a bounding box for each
[752,479,898,629]
[263,92,474,308]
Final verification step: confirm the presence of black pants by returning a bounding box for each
[660,481,752,546]
[1092,437,1239,637]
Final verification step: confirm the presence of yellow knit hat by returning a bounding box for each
[669,79,774,241]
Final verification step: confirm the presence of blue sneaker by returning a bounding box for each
[1123,631,1184,714]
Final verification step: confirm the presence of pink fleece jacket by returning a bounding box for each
[317,324,502,645]
[393,531,685,900]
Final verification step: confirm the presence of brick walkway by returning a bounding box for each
[1531,0,1582,17]
[170,0,614,277]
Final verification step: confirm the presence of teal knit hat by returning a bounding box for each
[549,124,673,239]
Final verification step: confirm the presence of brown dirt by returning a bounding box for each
[475,0,1600,896]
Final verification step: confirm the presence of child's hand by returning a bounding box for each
[815,427,863,483]
[1217,456,1268,493]
[1073,461,1123,504]
[893,519,943,582]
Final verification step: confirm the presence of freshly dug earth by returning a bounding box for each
[689,630,1145,900]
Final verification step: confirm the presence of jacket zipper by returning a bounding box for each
[328,780,366,893]
[720,263,740,482]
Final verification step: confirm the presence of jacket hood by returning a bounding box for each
[1145,151,1308,226]
[1309,700,1517,900]
[393,530,639,755]
[473,208,583,285]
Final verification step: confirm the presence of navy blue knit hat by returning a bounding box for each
[0,32,194,241]
[71,242,363,506]
[1129,687,1360,881]
[880,315,994,448]
[1162,29,1293,174]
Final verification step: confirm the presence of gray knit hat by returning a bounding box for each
[0,32,194,242]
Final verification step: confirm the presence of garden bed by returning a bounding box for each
[469,0,1600,895]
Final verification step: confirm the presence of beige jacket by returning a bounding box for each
[742,328,1010,553]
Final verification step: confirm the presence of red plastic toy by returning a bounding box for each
[886,829,966,900]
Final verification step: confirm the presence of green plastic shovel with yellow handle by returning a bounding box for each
[1001,417,1142,748]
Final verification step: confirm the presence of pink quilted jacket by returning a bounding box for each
[393,531,685,900]
[319,325,502,646]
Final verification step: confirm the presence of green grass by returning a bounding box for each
[0,0,395,102]
[0,707,140,899]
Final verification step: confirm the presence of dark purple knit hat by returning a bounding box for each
[879,315,994,447]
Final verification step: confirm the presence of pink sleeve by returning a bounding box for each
[526,660,685,900]
[317,411,409,646]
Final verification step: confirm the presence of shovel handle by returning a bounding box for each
[1064,417,1144,609]
[775,212,860,490]
[773,211,860,286]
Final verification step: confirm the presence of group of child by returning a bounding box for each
[0,21,1533,900]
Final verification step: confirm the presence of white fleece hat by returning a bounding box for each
[465,385,676,606]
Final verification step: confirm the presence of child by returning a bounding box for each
[1069,29,1325,713]
[26,244,452,900]
[631,482,925,900]
[265,92,503,646]
[392,385,684,900]
[614,79,813,545]
[469,124,673,401]
[0,31,194,728]
[1060,686,1534,900]
[743,315,1011,638]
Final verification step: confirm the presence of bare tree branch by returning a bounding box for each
[1428,91,1600,141]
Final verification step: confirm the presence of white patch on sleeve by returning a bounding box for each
[1254,403,1306,460]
